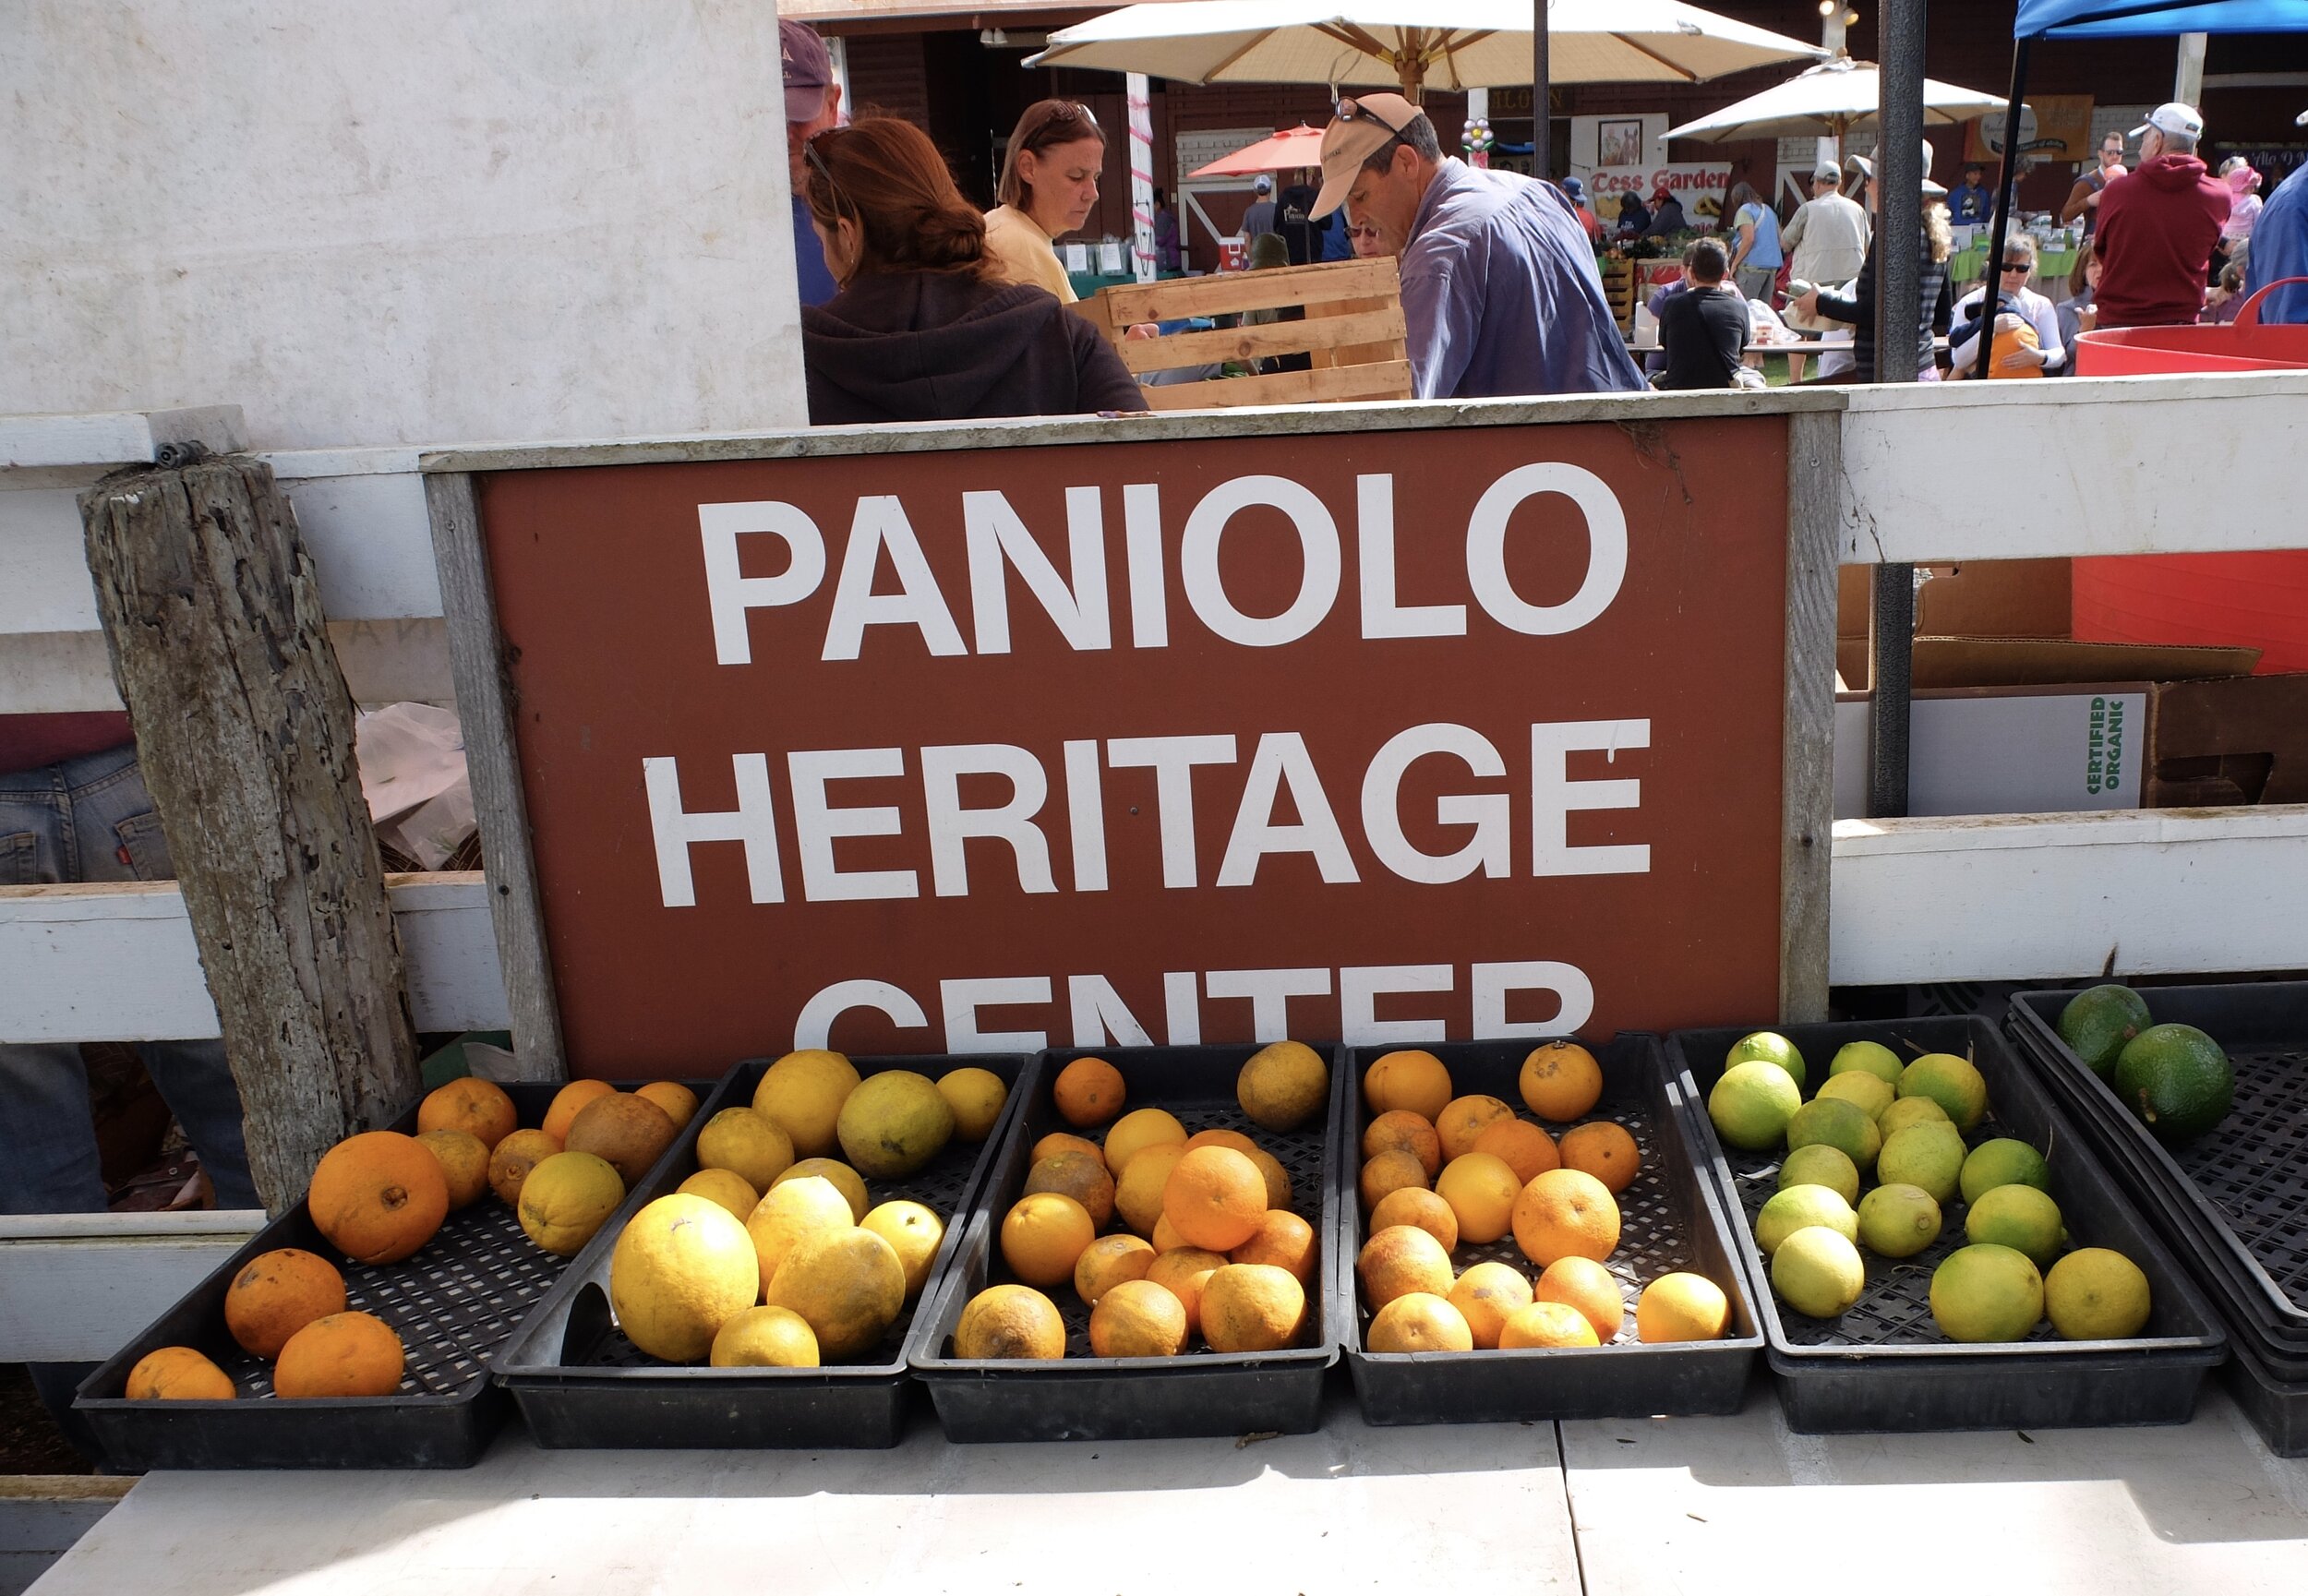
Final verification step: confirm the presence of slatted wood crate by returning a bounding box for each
[1601,258,1638,334]
[1077,258,1412,410]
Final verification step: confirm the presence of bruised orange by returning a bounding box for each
[415,1076,518,1152]
[1357,1224,1454,1311]
[487,1128,561,1208]
[565,1091,679,1186]
[1359,1150,1430,1212]
[126,1347,234,1400]
[308,1132,449,1266]
[1024,1148,1117,1230]
[1368,1186,1459,1253]
[1519,1040,1604,1122]
[1558,1121,1641,1194]
[224,1247,347,1358]
[1052,1057,1126,1127]
[541,1078,617,1146]
[1362,1110,1443,1177]
[1436,1095,1516,1161]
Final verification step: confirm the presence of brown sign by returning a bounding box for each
[475,419,1789,1076]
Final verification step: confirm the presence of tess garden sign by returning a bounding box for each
[466,416,1791,1076]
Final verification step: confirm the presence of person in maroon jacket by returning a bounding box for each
[2092,102,2230,330]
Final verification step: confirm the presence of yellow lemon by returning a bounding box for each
[774,1158,869,1222]
[517,1150,627,1256]
[709,1304,820,1367]
[936,1067,1009,1142]
[678,1167,760,1224]
[859,1198,945,1299]
[752,1050,861,1158]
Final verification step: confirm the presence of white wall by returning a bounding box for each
[0,1,807,449]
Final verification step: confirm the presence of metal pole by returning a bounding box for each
[1976,37,2033,379]
[1125,73,1158,284]
[1532,0,1550,178]
[1868,0,1928,821]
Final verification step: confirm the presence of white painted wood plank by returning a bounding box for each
[0,408,244,472]
[0,618,452,714]
[0,1228,258,1362]
[0,486,100,633]
[277,470,444,620]
[1828,804,2308,984]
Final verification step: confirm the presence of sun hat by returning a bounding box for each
[1313,93,1422,218]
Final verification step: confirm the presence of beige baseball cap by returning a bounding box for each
[1314,93,1422,219]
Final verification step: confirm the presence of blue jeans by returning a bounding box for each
[0,741,258,1214]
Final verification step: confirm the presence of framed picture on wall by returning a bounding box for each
[1598,118,1644,170]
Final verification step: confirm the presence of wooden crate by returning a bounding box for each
[1601,258,1637,334]
[1077,258,1412,411]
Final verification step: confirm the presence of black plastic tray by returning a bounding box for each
[1668,1017,2226,1434]
[495,1053,1026,1450]
[910,1045,1341,1443]
[2224,1320,2308,1458]
[1335,1037,1762,1426]
[2009,983,2308,1345]
[75,1079,701,1470]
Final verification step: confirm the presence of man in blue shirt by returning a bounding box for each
[782,18,842,307]
[1949,163,1994,227]
[1311,93,1642,400]
[2244,111,2308,326]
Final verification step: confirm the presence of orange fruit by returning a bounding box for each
[416,1076,518,1152]
[745,1176,854,1296]
[635,1080,701,1127]
[1246,1146,1292,1211]
[273,1310,405,1398]
[1435,1152,1522,1245]
[1052,1056,1126,1127]
[1360,1149,1431,1212]
[1184,1128,1260,1157]
[1535,1255,1627,1343]
[1152,1214,1188,1252]
[1146,1247,1227,1339]
[541,1078,617,1146]
[1368,1291,1475,1353]
[1236,1039,1329,1133]
[1450,1262,1536,1349]
[774,1158,869,1222]
[1369,1186,1459,1253]
[1472,1118,1559,1185]
[1363,1110,1443,1177]
[1519,1040,1604,1122]
[1032,1131,1105,1166]
[224,1247,347,1359]
[415,1127,491,1210]
[1113,1144,1188,1236]
[1364,1050,1453,1122]
[1558,1121,1641,1194]
[1511,1169,1621,1268]
[1102,1107,1187,1176]
[955,1284,1065,1360]
[308,1131,450,1266]
[751,1050,859,1158]
[1231,1209,1318,1284]
[565,1092,679,1187]
[1436,1095,1516,1161]
[1075,1232,1158,1305]
[1089,1278,1189,1357]
[678,1168,762,1224]
[1162,1146,1267,1252]
[1357,1223,1455,1310]
[1025,1149,1117,1230]
[1200,1263,1305,1352]
[1497,1301,1602,1350]
[1001,1192,1095,1288]
[518,1150,627,1256]
[763,1228,906,1361]
[1637,1272,1731,1344]
[487,1127,561,1208]
[126,1346,234,1400]
[859,1200,944,1300]
[694,1107,795,1192]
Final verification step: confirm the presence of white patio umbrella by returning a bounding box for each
[1661,55,2010,150]
[1026,0,1824,99]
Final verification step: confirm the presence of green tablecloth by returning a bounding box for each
[1951,246,2078,285]
[1068,269,1188,300]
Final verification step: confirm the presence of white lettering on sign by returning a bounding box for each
[696,463,1629,663]
[786,959,1593,1052]
[644,720,1653,907]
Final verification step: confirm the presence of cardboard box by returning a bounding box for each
[2147,673,2308,807]
[1833,684,2147,819]
[1837,559,2074,643]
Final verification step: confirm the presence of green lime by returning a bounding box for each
[1816,1071,1895,1122]
[1959,1138,2050,1206]
[1708,1061,1802,1152]
[1756,1184,1858,1255]
[1726,1031,1807,1091]
[2056,985,2152,1078]
[1779,1145,1860,1206]
[1929,1243,2044,1342]
[1965,1183,2065,1268]
[2044,1248,2152,1340]
[1785,1096,1882,1172]
[1878,1096,1952,1136]
[1898,1052,1989,1134]
[2111,1024,2234,1144]
[1878,1121,1965,1205]
[1772,1226,1867,1318]
[1857,1182,1942,1258]
[1828,1039,1905,1086]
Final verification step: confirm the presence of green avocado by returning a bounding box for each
[2111,1023,2233,1143]
[2057,983,2153,1078]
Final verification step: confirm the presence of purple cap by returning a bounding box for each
[781,18,832,125]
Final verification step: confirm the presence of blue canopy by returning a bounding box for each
[2016,0,2308,37]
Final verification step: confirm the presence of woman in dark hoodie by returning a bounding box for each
[799,118,1148,426]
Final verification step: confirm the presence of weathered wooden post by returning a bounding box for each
[78,453,420,1213]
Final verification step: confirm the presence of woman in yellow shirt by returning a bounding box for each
[984,100,1110,305]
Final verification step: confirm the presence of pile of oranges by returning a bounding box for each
[953,1041,1328,1362]
[123,1072,704,1403]
[1353,1044,1731,1353]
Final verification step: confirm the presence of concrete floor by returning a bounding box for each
[29,1377,2308,1595]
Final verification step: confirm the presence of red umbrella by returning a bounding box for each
[1186,124,1324,177]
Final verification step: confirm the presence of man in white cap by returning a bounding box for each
[1244,174,1280,241]
[2093,102,2230,330]
[1311,93,1642,399]
[2243,110,2308,326]
[781,18,844,306]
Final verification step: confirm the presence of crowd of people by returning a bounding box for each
[777,16,2308,418]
